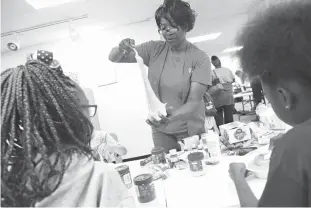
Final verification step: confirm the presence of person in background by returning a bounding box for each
[203,93,220,135]
[229,1,311,206]
[250,77,264,109]
[209,55,235,127]
[108,0,212,153]
[1,51,133,207]
[235,70,264,109]
[235,70,247,90]
[233,70,246,111]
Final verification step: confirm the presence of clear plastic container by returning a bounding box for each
[187,152,206,177]
[115,165,132,189]
[151,147,166,164]
[134,174,156,203]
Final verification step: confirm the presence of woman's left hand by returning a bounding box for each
[146,106,174,128]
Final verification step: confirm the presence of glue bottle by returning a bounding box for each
[205,130,222,164]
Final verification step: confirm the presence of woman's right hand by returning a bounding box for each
[119,38,135,54]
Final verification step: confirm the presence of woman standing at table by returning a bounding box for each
[208,56,235,127]
[109,0,212,153]
[229,1,311,207]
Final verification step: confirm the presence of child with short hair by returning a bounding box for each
[229,1,311,206]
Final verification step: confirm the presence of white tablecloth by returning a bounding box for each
[124,154,267,207]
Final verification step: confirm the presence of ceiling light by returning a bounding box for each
[188,32,222,43]
[7,33,21,51]
[222,46,243,53]
[26,0,83,10]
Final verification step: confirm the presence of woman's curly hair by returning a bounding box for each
[1,60,93,206]
[155,0,197,32]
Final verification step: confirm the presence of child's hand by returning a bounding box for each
[106,144,127,157]
[229,162,247,182]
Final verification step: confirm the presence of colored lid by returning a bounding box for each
[134,173,153,185]
[170,154,178,162]
[187,152,204,162]
[115,165,129,175]
[151,146,164,154]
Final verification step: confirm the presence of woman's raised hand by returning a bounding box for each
[119,38,135,54]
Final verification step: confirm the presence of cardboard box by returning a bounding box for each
[248,122,282,145]
[219,122,251,144]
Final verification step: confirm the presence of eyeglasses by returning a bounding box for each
[158,26,179,34]
[81,104,98,117]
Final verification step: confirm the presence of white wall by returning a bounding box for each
[93,63,154,159]
[1,25,158,158]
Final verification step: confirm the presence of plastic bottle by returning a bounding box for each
[115,165,133,189]
[187,152,206,177]
[205,130,222,164]
[200,135,210,159]
[168,149,178,169]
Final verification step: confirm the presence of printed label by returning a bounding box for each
[234,128,246,140]
[135,186,140,197]
[152,155,160,164]
[206,105,213,110]
[123,173,132,185]
[136,183,155,198]
[190,161,203,172]
[207,141,218,157]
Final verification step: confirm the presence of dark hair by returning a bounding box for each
[1,60,93,206]
[236,0,311,86]
[155,0,196,32]
[211,56,219,61]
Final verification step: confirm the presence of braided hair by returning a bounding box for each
[1,60,93,206]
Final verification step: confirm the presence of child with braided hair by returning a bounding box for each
[1,50,134,207]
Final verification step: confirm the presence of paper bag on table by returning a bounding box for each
[133,49,167,121]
